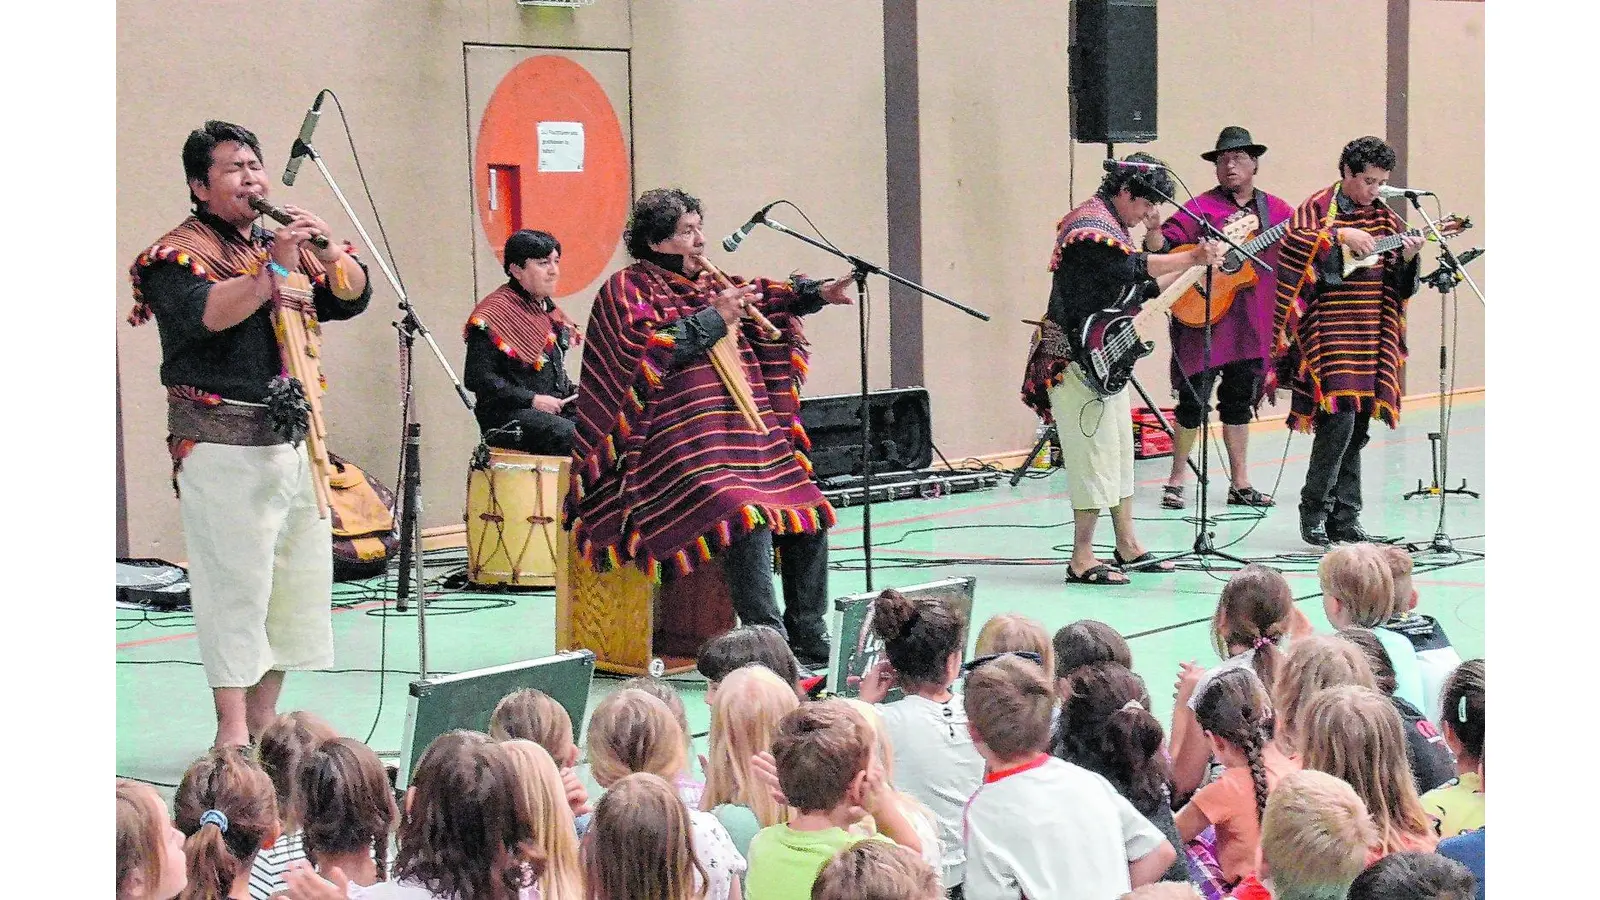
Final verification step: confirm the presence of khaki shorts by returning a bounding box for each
[1047,364,1134,511]
[177,442,334,688]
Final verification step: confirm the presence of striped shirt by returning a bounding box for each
[248,828,305,900]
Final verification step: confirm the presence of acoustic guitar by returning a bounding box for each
[1169,213,1285,327]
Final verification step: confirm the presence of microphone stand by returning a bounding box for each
[1135,175,1269,570]
[754,215,990,591]
[294,142,475,680]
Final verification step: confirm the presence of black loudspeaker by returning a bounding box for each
[798,388,932,481]
[1069,0,1158,144]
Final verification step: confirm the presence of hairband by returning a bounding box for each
[199,809,230,833]
[1457,695,1468,723]
[1121,699,1144,712]
[960,650,1044,675]
[1252,635,1273,651]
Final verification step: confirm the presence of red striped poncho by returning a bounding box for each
[1272,186,1415,433]
[565,260,834,580]
[463,281,579,371]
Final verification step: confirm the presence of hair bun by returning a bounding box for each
[869,589,919,642]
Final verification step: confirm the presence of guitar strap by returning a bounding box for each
[1255,189,1272,234]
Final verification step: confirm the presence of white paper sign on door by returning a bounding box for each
[537,122,585,172]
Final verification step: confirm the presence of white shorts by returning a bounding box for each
[1047,364,1135,511]
[177,442,334,689]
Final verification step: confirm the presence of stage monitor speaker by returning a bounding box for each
[1069,0,1158,144]
[798,387,932,481]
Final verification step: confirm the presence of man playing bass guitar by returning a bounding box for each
[1148,126,1292,511]
[1022,154,1222,586]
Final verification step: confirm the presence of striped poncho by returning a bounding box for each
[565,260,834,580]
[1272,185,1418,433]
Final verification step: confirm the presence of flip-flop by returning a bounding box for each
[1228,485,1276,507]
[1113,550,1176,573]
[1065,563,1130,585]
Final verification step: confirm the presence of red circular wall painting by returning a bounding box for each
[475,55,630,297]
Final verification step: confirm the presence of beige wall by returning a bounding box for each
[116,0,1482,556]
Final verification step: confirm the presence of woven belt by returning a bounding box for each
[167,396,285,447]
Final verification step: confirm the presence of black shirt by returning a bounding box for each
[1045,239,1152,337]
[463,283,577,430]
[142,210,372,402]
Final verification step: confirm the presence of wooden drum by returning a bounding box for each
[465,449,569,588]
[557,551,737,676]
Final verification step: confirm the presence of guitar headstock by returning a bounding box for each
[1433,214,1472,239]
[1223,214,1259,242]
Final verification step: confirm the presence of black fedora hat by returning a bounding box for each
[1201,126,1268,162]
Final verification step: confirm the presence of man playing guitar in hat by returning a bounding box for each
[1147,126,1293,512]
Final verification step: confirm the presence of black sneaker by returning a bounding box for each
[791,644,831,672]
[1300,519,1331,547]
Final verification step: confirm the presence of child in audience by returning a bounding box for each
[1175,668,1301,896]
[1345,852,1477,900]
[1269,633,1377,757]
[974,613,1054,684]
[584,772,708,900]
[1337,628,1455,794]
[745,700,924,900]
[1052,619,1133,695]
[698,624,804,703]
[1421,660,1484,840]
[1171,564,1296,797]
[1319,544,1427,712]
[810,841,943,900]
[500,740,584,900]
[294,737,397,889]
[251,711,337,899]
[1299,685,1437,856]
[1377,547,1463,724]
[1053,662,1187,883]
[701,663,799,855]
[118,779,189,900]
[624,676,705,808]
[962,655,1174,900]
[1229,769,1379,900]
[587,688,746,900]
[1435,830,1484,900]
[174,747,281,900]
[856,587,984,892]
[841,698,943,872]
[489,687,592,829]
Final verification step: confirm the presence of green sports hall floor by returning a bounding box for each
[116,394,1484,794]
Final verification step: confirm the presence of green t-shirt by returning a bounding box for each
[745,824,888,900]
[712,803,764,859]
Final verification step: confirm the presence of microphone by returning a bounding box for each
[1376,184,1435,199]
[282,91,326,187]
[1102,158,1167,173]
[721,201,781,253]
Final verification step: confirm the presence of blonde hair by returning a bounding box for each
[117,779,172,900]
[839,698,940,845]
[623,676,694,771]
[701,664,797,827]
[975,613,1055,691]
[499,741,583,900]
[586,688,686,788]
[1272,634,1377,755]
[1260,769,1378,898]
[963,655,1054,758]
[811,840,940,900]
[1318,544,1396,626]
[1380,545,1415,617]
[585,772,708,900]
[1299,685,1435,856]
[489,688,576,765]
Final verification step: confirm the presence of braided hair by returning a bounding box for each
[1193,667,1275,823]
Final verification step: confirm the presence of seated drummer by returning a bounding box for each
[464,229,580,455]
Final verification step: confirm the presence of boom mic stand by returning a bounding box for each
[290,139,474,680]
[751,213,990,591]
[1137,173,1272,570]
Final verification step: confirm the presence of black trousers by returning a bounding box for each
[481,408,576,457]
[1300,409,1372,529]
[1174,358,1264,429]
[717,525,830,658]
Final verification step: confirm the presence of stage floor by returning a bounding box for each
[116,394,1485,792]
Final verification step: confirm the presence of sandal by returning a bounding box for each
[1227,485,1276,507]
[1065,563,1129,585]
[1161,484,1186,509]
[1113,550,1176,573]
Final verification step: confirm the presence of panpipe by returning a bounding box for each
[274,272,334,519]
[692,255,781,435]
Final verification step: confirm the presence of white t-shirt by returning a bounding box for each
[876,692,985,888]
[689,807,748,900]
[962,755,1168,900]
[347,879,541,899]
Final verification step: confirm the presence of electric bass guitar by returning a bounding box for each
[1074,265,1210,398]
[1341,215,1471,276]
[1168,214,1272,328]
